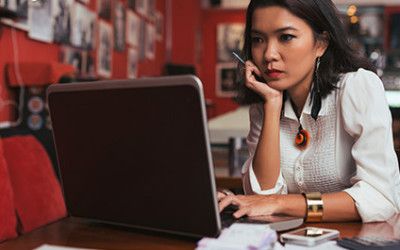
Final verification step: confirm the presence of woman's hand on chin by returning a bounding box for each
[245,60,282,104]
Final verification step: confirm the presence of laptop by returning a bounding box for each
[47,75,303,238]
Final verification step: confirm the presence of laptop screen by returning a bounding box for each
[47,75,220,238]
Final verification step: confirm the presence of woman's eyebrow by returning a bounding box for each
[251,26,299,35]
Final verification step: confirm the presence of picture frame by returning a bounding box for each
[127,48,138,79]
[60,46,81,72]
[98,0,111,21]
[145,23,155,60]
[97,20,113,78]
[126,10,140,47]
[1,0,29,30]
[216,23,245,62]
[72,3,96,50]
[147,0,155,20]
[136,0,147,16]
[53,0,74,45]
[138,19,146,61]
[113,1,126,52]
[28,0,53,43]
[215,63,238,97]
[127,0,136,10]
[155,11,163,41]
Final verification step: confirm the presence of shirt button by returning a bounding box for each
[296,165,302,171]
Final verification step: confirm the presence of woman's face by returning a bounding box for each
[250,6,327,93]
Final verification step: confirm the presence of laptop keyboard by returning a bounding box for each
[220,209,237,228]
[220,204,260,228]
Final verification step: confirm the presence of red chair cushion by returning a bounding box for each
[2,135,66,234]
[0,139,18,242]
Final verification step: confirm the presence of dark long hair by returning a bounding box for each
[235,0,376,119]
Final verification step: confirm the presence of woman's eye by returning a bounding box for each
[251,37,263,44]
[280,34,295,41]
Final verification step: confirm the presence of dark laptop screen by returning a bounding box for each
[47,76,220,237]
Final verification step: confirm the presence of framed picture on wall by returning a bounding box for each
[126,10,140,47]
[127,48,138,79]
[136,0,147,16]
[28,0,53,43]
[138,19,146,61]
[52,0,74,45]
[155,11,163,41]
[97,21,113,78]
[216,23,245,62]
[98,0,111,21]
[145,23,155,60]
[147,0,155,20]
[60,46,82,73]
[72,3,96,50]
[1,0,28,30]
[216,63,238,97]
[204,0,249,8]
[113,1,126,52]
[127,0,136,10]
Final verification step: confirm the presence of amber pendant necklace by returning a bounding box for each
[290,100,309,150]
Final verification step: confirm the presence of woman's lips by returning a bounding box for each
[265,69,282,78]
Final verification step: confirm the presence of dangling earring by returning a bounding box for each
[311,57,322,120]
[315,57,321,93]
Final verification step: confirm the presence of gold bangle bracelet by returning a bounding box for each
[302,192,323,222]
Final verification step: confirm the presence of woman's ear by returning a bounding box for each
[316,31,329,57]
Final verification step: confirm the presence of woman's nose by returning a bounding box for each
[263,42,279,62]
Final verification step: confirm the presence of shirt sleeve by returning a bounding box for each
[340,69,400,222]
[241,103,288,195]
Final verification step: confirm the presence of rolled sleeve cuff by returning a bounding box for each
[344,182,397,223]
[242,160,287,195]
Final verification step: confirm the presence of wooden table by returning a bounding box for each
[1,215,400,250]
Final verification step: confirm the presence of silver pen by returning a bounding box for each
[233,52,266,83]
[232,52,246,65]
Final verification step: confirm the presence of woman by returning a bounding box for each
[218,0,400,223]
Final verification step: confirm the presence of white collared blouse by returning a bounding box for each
[242,68,400,222]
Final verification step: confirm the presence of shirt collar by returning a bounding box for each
[283,91,329,120]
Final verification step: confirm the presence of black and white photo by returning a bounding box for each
[53,0,74,44]
[72,3,95,50]
[136,0,147,16]
[98,0,111,21]
[138,18,146,61]
[155,11,163,41]
[146,23,155,60]
[216,63,238,97]
[127,48,138,79]
[147,0,155,20]
[127,0,136,11]
[97,21,113,78]
[126,10,140,47]
[28,0,53,43]
[216,23,245,62]
[1,0,28,30]
[113,1,126,52]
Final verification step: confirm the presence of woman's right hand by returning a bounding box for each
[245,60,282,104]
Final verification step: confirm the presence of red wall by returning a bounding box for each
[200,9,246,116]
[0,0,248,123]
[0,0,167,123]
[169,0,201,65]
[0,27,61,121]
[169,3,247,117]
